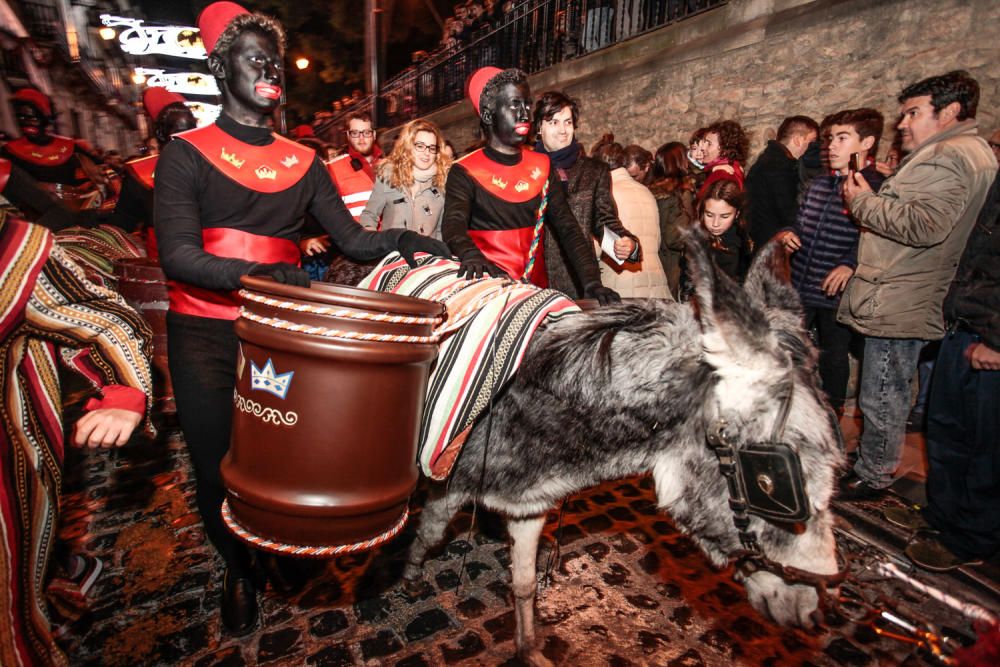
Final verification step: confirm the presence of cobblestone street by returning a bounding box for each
[54,413,998,666]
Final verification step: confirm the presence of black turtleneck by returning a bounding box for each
[154,114,404,293]
[441,145,602,290]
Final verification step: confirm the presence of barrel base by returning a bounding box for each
[221,499,409,558]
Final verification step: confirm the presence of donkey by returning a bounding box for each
[395,238,845,665]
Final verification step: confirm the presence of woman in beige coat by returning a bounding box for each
[360,119,452,240]
[592,142,671,299]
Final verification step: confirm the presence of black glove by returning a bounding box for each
[584,283,621,306]
[397,230,452,268]
[248,262,311,287]
[456,251,505,280]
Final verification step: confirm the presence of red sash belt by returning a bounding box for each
[468,227,547,287]
[169,227,300,320]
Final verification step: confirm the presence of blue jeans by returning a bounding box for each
[853,336,927,488]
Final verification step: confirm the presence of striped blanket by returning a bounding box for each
[359,253,579,479]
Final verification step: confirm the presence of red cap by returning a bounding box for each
[197,1,250,55]
[143,87,187,121]
[13,87,52,117]
[466,66,503,116]
[292,124,315,139]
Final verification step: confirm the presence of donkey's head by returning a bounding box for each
[654,236,844,628]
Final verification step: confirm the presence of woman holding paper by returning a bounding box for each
[592,142,671,299]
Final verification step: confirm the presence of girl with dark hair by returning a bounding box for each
[698,119,750,201]
[696,179,750,282]
[649,141,695,298]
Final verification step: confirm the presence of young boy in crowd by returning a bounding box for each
[779,108,886,413]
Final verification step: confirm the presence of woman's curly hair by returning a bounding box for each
[378,119,452,191]
[705,119,749,164]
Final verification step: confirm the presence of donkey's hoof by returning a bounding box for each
[401,577,433,600]
[517,648,554,667]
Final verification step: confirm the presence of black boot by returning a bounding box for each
[221,566,258,636]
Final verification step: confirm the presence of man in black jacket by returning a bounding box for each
[745,115,818,252]
[532,90,638,298]
[900,174,1000,571]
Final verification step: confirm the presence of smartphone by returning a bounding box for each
[849,152,862,173]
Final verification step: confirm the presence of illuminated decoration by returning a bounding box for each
[131,71,147,85]
[135,68,220,96]
[294,57,309,70]
[99,26,116,40]
[100,14,205,60]
[185,101,222,126]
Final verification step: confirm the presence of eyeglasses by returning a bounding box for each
[347,130,374,139]
[413,142,439,154]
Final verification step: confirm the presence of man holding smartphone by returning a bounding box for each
[779,108,885,415]
[838,71,997,500]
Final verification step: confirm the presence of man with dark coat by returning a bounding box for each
[745,115,818,252]
[532,90,638,298]
[901,174,1000,571]
[153,1,449,635]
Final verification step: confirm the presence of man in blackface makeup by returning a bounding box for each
[153,1,449,635]
[2,88,105,204]
[442,66,620,306]
[108,87,196,252]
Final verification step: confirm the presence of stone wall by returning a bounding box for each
[417,0,998,162]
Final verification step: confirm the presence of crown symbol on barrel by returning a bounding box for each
[250,358,294,399]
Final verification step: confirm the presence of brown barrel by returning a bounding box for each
[113,258,174,414]
[223,276,444,551]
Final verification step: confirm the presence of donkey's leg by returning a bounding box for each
[509,515,551,667]
[402,487,466,589]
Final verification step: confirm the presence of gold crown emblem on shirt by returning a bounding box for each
[221,148,245,169]
[514,180,529,193]
[280,154,299,168]
[491,175,508,190]
[530,167,542,181]
[255,165,277,180]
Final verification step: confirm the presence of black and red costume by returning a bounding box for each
[442,145,602,289]
[154,113,406,578]
[1,134,93,186]
[107,155,157,239]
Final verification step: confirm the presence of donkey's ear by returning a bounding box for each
[743,238,802,321]
[684,232,771,366]
[743,237,816,368]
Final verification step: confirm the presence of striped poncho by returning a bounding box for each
[1,215,153,666]
[359,253,579,479]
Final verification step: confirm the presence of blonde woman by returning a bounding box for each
[359,119,452,240]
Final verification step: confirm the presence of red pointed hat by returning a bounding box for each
[13,87,52,117]
[143,87,187,121]
[466,66,503,116]
[198,1,250,55]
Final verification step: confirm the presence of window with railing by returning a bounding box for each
[19,0,62,43]
[316,0,725,140]
[0,46,30,81]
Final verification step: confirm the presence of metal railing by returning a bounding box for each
[315,0,725,142]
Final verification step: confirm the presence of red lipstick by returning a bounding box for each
[514,122,530,136]
[255,83,282,100]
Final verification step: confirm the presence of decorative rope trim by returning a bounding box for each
[521,176,549,280]
[222,499,408,557]
[239,289,444,325]
[238,308,440,344]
